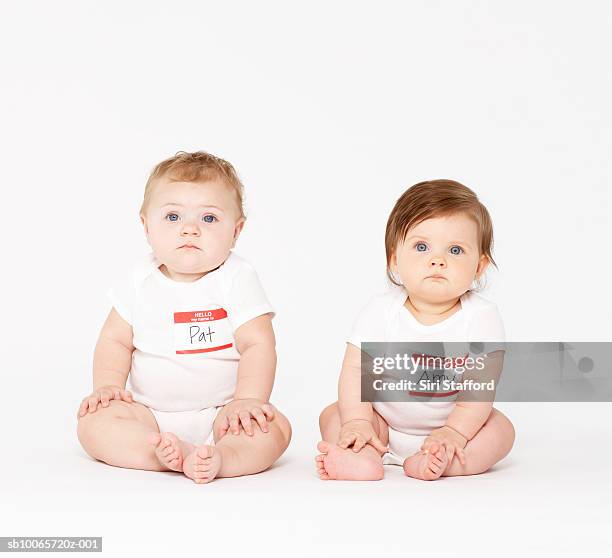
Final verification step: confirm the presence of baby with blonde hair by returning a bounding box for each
[77,151,291,483]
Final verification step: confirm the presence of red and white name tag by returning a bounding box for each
[173,308,233,355]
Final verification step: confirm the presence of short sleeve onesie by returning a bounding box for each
[348,286,505,435]
[106,251,274,412]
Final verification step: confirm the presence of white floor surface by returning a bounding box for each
[1,402,610,557]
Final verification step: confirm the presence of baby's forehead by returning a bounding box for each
[151,178,234,205]
[407,214,479,240]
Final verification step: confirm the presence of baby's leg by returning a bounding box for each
[441,407,515,477]
[315,402,388,481]
[182,406,292,483]
[77,399,168,471]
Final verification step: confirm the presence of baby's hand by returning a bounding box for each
[421,426,467,465]
[338,419,388,454]
[77,385,133,418]
[218,398,275,437]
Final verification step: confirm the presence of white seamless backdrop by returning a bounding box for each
[1,2,610,557]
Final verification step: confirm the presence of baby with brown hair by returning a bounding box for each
[316,180,515,481]
[77,151,291,483]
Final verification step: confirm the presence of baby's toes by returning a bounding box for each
[317,441,331,454]
[157,444,172,457]
[431,449,444,463]
[431,452,449,474]
[166,448,179,461]
[202,458,218,475]
[193,465,212,482]
[428,457,443,474]
[160,445,175,457]
[315,456,330,479]
[195,446,215,464]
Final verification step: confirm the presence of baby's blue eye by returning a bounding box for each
[202,214,217,223]
[165,213,179,222]
[450,246,463,255]
[415,242,428,252]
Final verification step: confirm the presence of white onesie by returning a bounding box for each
[348,286,505,465]
[106,251,274,445]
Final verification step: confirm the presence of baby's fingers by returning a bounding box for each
[338,433,356,449]
[251,408,269,433]
[100,391,111,408]
[217,415,230,438]
[420,438,434,453]
[444,443,456,464]
[239,410,254,436]
[77,398,89,418]
[369,435,388,455]
[261,403,275,421]
[87,395,100,414]
[352,436,366,452]
[229,412,241,435]
[455,447,467,466]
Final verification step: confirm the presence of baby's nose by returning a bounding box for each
[429,257,446,267]
[181,224,200,235]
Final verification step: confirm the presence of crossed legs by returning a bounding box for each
[77,399,292,483]
[316,402,515,480]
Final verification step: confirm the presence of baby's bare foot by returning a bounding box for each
[147,432,192,472]
[315,441,384,481]
[402,442,449,481]
[182,445,222,484]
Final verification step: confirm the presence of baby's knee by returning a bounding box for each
[318,401,339,428]
[270,410,292,449]
[491,408,516,456]
[76,401,133,444]
[76,413,103,456]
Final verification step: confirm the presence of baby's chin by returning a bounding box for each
[412,283,466,302]
[160,251,229,275]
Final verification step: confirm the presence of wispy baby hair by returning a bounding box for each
[140,151,245,218]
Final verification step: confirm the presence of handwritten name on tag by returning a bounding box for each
[173,308,233,355]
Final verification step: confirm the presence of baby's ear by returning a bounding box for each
[390,251,398,271]
[231,217,246,247]
[475,254,490,278]
[140,214,149,237]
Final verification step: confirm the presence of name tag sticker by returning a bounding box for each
[173,308,233,354]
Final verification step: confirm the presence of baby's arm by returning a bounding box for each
[422,350,505,461]
[444,402,493,442]
[445,350,505,439]
[217,314,276,436]
[233,314,276,400]
[338,343,374,423]
[336,343,387,453]
[78,308,134,416]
